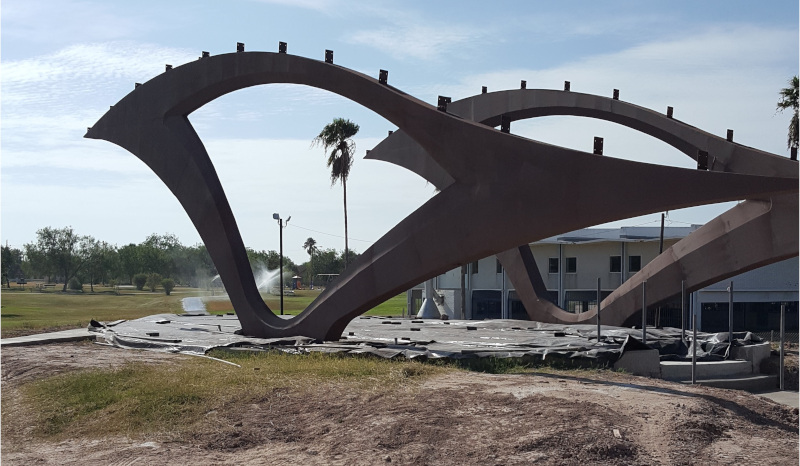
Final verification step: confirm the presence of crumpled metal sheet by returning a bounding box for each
[89,313,760,364]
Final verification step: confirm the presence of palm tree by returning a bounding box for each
[303,237,318,258]
[777,76,799,152]
[312,118,360,267]
[303,237,318,288]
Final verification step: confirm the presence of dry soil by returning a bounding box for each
[2,342,798,465]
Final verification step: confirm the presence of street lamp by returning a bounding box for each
[273,213,290,315]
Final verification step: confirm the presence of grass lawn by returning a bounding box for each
[0,286,196,337]
[207,289,409,317]
[1,286,410,338]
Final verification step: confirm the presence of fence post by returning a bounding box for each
[641,280,647,344]
[728,281,734,348]
[596,277,602,342]
[692,313,697,384]
[681,280,686,343]
[780,303,785,391]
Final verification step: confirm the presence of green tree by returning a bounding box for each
[118,243,142,285]
[246,248,296,275]
[82,238,116,292]
[67,277,83,291]
[312,118,359,268]
[162,278,175,296]
[22,245,48,281]
[25,227,90,291]
[1,245,22,287]
[777,75,799,151]
[309,248,359,280]
[145,272,162,292]
[175,244,216,287]
[303,237,318,283]
[133,273,148,291]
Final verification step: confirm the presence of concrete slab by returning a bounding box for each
[683,375,777,393]
[730,342,771,374]
[613,349,661,378]
[756,390,800,409]
[0,328,95,347]
[661,360,753,380]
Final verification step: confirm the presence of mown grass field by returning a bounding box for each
[0,286,409,338]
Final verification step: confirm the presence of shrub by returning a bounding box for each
[67,277,83,291]
[145,273,162,292]
[133,273,147,291]
[161,278,175,296]
[109,279,119,295]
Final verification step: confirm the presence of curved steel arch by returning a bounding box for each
[87,51,797,339]
[368,89,798,325]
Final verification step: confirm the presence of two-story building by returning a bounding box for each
[408,226,798,332]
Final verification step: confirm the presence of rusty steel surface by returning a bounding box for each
[87,51,798,339]
[369,89,799,325]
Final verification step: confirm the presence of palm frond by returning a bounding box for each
[777,76,799,149]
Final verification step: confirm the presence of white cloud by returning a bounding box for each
[1,41,200,139]
[405,24,796,229]
[246,0,336,12]
[2,41,197,90]
[1,0,148,44]
[441,25,794,155]
[348,23,485,61]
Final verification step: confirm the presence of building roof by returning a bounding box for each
[535,225,702,244]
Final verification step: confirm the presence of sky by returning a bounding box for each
[2,0,798,264]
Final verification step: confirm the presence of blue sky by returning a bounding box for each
[2,0,798,263]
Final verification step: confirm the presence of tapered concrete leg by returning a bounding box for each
[417,279,440,318]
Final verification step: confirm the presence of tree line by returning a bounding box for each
[1,226,357,292]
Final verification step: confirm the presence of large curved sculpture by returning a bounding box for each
[368,88,798,324]
[87,49,797,339]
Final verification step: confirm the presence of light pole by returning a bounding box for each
[273,213,290,315]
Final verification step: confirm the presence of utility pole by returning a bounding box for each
[273,213,290,315]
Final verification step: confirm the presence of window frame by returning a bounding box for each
[565,257,577,274]
[628,255,642,272]
[609,255,622,273]
[548,258,559,274]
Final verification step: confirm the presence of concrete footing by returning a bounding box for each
[613,349,661,377]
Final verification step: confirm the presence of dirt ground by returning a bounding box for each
[2,342,798,465]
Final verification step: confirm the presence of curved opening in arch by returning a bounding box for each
[187,83,435,300]
[509,115,737,228]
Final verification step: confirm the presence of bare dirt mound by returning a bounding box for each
[2,342,798,465]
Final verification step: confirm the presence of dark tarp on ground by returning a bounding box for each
[88,313,764,365]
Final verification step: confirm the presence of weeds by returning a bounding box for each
[435,354,613,374]
[22,351,444,440]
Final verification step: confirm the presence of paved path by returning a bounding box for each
[0,328,94,347]
[756,390,799,409]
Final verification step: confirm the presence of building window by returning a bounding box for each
[472,290,502,320]
[610,256,621,273]
[496,259,503,274]
[629,255,641,272]
[566,257,577,274]
[548,258,559,274]
[471,260,479,274]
